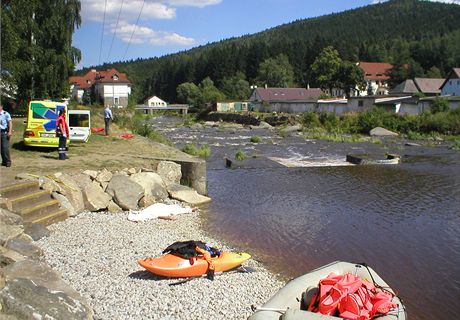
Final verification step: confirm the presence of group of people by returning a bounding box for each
[0,104,114,166]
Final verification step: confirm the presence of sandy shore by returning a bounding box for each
[36,207,283,320]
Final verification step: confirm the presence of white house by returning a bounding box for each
[69,68,131,108]
[440,68,460,96]
[249,87,322,113]
[355,62,393,96]
[145,96,167,108]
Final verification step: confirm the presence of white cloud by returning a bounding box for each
[372,0,460,4]
[80,0,217,50]
[116,21,195,46]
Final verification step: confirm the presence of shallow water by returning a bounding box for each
[151,117,460,320]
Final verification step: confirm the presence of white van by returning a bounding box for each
[68,110,91,142]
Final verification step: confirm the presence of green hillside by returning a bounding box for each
[86,0,460,103]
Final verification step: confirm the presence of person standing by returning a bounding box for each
[104,105,113,136]
[56,109,69,160]
[0,104,13,167]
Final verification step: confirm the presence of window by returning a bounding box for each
[69,114,89,127]
[114,97,119,105]
[358,100,364,107]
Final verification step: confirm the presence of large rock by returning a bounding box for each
[0,208,23,226]
[52,192,77,217]
[39,176,62,193]
[106,175,144,210]
[0,225,23,246]
[95,168,113,183]
[4,239,43,259]
[370,127,399,136]
[24,224,49,241]
[82,169,98,179]
[157,161,182,186]
[0,247,26,267]
[167,184,212,206]
[130,172,168,201]
[53,173,85,214]
[107,200,122,213]
[82,181,111,211]
[72,173,93,189]
[282,124,302,136]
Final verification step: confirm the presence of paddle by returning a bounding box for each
[168,265,256,286]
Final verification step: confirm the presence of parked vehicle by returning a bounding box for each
[23,100,69,148]
[68,110,91,142]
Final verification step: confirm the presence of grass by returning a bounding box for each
[235,149,246,161]
[182,143,211,158]
[250,135,262,143]
[452,139,460,150]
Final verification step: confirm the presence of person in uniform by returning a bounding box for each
[56,109,69,160]
[0,103,13,167]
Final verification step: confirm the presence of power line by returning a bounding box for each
[98,0,108,65]
[122,0,146,61]
[106,0,125,62]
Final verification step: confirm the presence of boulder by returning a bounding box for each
[0,247,26,267]
[52,192,77,217]
[24,224,49,241]
[139,195,157,208]
[82,169,98,179]
[14,173,37,181]
[82,181,111,211]
[0,208,23,226]
[72,173,93,189]
[0,225,23,246]
[0,278,92,320]
[370,127,399,137]
[95,168,113,183]
[106,175,144,210]
[282,125,302,135]
[127,167,137,175]
[157,161,182,186]
[259,121,273,129]
[52,173,84,214]
[107,200,122,213]
[39,176,62,193]
[167,184,212,206]
[4,239,43,259]
[130,172,168,201]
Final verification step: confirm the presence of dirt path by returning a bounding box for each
[0,116,194,187]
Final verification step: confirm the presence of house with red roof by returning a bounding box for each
[356,62,393,96]
[248,87,322,113]
[440,68,460,96]
[69,68,131,108]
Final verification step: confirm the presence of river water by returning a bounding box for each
[150,117,460,320]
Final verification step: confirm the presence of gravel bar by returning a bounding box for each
[37,208,284,320]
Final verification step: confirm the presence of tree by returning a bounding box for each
[177,82,201,107]
[335,62,365,98]
[430,97,449,114]
[1,0,81,103]
[220,72,250,100]
[257,54,295,87]
[199,77,226,104]
[310,46,342,93]
[426,66,443,78]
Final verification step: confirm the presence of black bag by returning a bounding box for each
[163,240,220,259]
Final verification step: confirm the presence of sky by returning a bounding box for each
[73,0,460,69]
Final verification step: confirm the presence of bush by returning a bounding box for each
[182,143,211,158]
[235,149,246,161]
[302,112,321,128]
[430,97,449,114]
[250,135,262,143]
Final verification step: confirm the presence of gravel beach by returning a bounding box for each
[36,206,284,320]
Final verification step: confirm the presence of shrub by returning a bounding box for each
[182,143,211,158]
[235,149,246,161]
[430,97,449,114]
[302,112,321,128]
[250,135,262,143]
[182,144,199,156]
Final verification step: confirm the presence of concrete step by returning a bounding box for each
[0,180,40,199]
[6,189,52,212]
[26,208,68,226]
[19,199,61,222]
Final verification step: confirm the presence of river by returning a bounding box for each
[150,116,460,320]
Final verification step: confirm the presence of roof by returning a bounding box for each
[440,68,460,90]
[390,79,418,94]
[358,62,393,81]
[414,78,444,94]
[252,87,322,102]
[69,68,130,89]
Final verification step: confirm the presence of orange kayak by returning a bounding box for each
[138,251,251,278]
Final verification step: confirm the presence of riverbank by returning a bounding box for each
[36,210,283,320]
